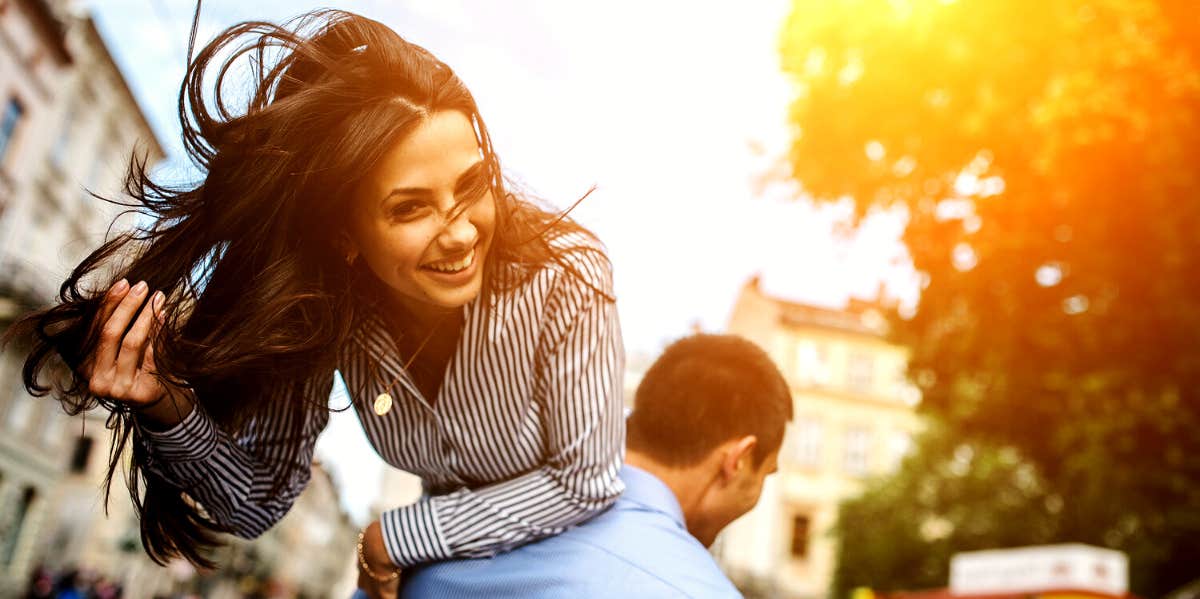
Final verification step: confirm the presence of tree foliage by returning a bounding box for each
[780,0,1200,595]
[832,428,1061,598]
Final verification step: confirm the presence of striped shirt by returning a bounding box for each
[140,233,626,568]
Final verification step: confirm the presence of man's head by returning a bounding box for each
[626,334,792,546]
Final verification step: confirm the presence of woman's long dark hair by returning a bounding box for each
[3,9,601,567]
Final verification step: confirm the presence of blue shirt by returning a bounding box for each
[400,465,744,599]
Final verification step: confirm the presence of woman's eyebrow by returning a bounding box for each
[381,186,431,205]
[380,160,488,205]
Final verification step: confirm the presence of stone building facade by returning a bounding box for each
[715,277,924,599]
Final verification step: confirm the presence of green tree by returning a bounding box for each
[779,0,1200,595]
[831,427,1061,598]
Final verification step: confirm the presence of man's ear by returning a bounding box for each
[719,435,759,483]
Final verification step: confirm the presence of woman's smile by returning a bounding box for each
[422,246,476,274]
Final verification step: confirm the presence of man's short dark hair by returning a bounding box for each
[627,334,793,467]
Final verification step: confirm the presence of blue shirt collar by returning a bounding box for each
[619,465,686,529]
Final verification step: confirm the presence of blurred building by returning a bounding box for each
[0,0,163,594]
[41,410,179,599]
[715,277,924,599]
[50,446,360,599]
[275,462,360,598]
[199,462,360,599]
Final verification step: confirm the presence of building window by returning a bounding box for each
[889,362,905,395]
[844,426,871,476]
[888,431,913,471]
[794,340,832,387]
[5,395,33,433]
[51,105,75,169]
[847,351,875,394]
[32,179,60,228]
[69,435,94,474]
[790,514,811,559]
[788,417,823,469]
[0,486,37,565]
[39,409,65,447]
[83,129,117,202]
[0,96,26,163]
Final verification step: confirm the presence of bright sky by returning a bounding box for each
[86,0,915,522]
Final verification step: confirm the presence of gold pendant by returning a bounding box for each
[373,392,393,416]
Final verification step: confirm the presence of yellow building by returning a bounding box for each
[715,277,923,599]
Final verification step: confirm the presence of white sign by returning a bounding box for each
[949,544,1128,596]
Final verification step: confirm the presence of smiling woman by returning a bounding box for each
[5,9,624,598]
[344,111,498,321]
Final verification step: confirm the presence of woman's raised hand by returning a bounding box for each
[83,279,192,425]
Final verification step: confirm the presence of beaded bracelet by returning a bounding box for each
[357,530,401,583]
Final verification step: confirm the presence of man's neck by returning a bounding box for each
[625,450,722,546]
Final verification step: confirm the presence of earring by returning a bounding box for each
[344,251,358,266]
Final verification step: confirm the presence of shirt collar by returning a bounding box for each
[619,465,686,529]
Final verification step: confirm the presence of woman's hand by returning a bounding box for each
[357,520,402,599]
[82,279,192,426]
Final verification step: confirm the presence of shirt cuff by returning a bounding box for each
[140,404,218,462]
[380,499,452,568]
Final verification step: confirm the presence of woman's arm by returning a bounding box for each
[136,371,334,538]
[378,245,626,567]
[78,280,333,538]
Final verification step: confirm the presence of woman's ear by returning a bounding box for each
[334,230,359,266]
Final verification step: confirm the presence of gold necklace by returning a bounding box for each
[370,310,454,416]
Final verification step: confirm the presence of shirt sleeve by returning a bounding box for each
[380,243,626,567]
[136,371,334,538]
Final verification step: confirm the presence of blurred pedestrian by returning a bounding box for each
[23,564,53,599]
[52,569,84,599]
[91,577,122,599]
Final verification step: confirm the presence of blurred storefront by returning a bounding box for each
[871,544,1135,599]
[715,277,924,599]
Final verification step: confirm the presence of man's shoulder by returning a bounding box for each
[403,499,741,599]
[565,499,712,566]
[568,504,742,597]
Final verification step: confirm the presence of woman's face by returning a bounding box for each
[346,110,496,319]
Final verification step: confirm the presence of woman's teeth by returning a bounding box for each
[425,250,474,273]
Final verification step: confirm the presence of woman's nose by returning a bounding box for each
[436,208,478,250]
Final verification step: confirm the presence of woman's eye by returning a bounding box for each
[457,176,489,201]
[389,201,427,220]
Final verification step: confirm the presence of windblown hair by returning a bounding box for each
[4,9,599,567]
[627,334,793,467]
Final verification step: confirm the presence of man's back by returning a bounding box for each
[401,466,743,599]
